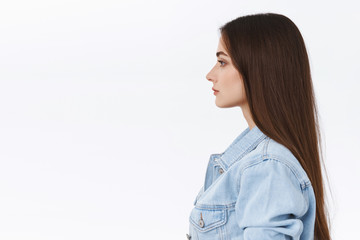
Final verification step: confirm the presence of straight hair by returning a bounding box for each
[219,13,332,240]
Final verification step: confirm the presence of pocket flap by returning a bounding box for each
[189,207,227,232]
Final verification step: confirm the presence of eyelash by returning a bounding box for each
[218,60,226,67]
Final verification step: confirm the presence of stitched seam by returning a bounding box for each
[262,137,270,160]
[265,139,311,188]
[229,135,267,169]
[265,155,309,187]
[222,218,227,240]
[239,158,306,195]
[238,158,310,217]
[195,202,236,210]
[234,137,269,193]
[243,158,303,185]
[190,218,225,232]
[236,155,264,194]
[189,208,227,232]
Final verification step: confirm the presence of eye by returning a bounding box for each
[217,60,226,67]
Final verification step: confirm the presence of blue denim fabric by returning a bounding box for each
[188,125,315,240]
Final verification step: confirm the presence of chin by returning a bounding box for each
[215,101,235,108]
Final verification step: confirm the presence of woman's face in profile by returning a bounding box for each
[206,36,247,108]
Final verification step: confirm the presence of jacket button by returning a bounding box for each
[186,233,191,239]
[219,168,224,174]
[199,218,205,228]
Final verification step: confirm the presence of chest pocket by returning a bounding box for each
[189,206,227,236]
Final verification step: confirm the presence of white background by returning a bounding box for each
[0,0,359,239]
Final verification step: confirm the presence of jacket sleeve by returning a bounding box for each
[235,159,309,240]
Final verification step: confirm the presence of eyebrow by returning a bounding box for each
[216,51,229,57]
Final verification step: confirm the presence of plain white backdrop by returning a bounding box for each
[0,0,359,239]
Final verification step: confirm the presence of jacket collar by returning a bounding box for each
[217,125,268,170]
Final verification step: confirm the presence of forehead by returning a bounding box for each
[217,37,228,53]
[216,37,230,58]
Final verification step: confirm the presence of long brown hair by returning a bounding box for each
[219,13,332,240]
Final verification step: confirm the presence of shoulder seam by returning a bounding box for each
[238,158,310,217]
[239,158,309,191]
[263,138,310,188]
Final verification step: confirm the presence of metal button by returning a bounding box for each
[219,168,224,174]
[199,218,204,228]
[186,233,191,239]
[199,212,205,228]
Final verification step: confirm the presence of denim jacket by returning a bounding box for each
[187,125,315,240]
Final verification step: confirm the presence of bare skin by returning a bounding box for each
[206,36,256,130]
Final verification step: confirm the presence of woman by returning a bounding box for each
[187,13,332,240]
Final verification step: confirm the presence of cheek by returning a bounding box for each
[228,72,245,95]
[229,82,245,99]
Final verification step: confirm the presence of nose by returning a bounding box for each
[206,70,213,82]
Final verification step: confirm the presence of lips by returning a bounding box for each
[212,87,219,92]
